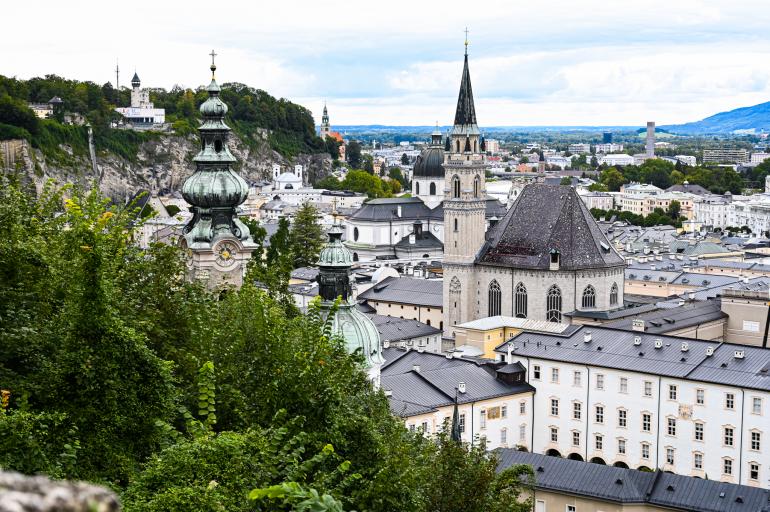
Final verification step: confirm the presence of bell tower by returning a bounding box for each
[442,34,488,335]
[180,51,257,289]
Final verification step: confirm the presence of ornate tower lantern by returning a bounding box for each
[180,51,257,289]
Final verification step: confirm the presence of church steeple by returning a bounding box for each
[452,51,478,129]
[180,51,256,289]
[320,102,331,139]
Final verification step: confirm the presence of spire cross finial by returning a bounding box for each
[209,49,217,78]
[464,27,469,55]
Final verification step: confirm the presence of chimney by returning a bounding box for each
[397,205,402,217]
[412,364,421,373]
[384,389,393,397]
[383,340,390,349]
[633,335,642,346]
[705,346,714,357]
[506,343,513,362]
[734,350,745,359]
[654,338,663,349]
[681,342,689,352]
[409,234,416,245]
[458,382,466,394]
[583,331,592,343]
[632,319,645,332]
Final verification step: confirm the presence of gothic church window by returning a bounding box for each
[515,282,527,318]
[452,176,460,199]
[546,285,562,323]
[429,182,436,195]
[581,285,596,309]
[488,280,501,317]
[473,175,481,198]
[610,282,618,306]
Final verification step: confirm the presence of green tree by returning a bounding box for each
[290,202,325,268]
[559,177,572,186]
[401,152,409,165]
[346,141,362,169]
[388,166,409,189]
[341,170,391,198]
[639,159,674,189]
[670,170,685,185]
[587,182,608,192]
[600,167,625,191]
[362,154,374,174]
[667,200,681,220]
[316,175,342,190]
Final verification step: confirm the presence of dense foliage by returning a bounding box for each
[0,179,532,510]
[290,202,326,268]
[0,74,329,160]
[596,159,744,194]
[318,170,400,198]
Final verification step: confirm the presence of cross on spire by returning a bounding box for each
[209,49,217,79]
[464,27,469,55]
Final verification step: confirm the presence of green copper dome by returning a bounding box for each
[317,224,352,268]
[330,303,383,370]
[181,168,248,208]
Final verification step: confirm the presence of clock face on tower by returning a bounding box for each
[215,240,238,268]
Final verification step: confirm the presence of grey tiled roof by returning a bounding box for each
[368,314,441,342]
[381,348,534,417]
[497,450,770,511]
[291,267,319,281]
[603,299,726,333]
[349,197,436,222]
[497,326,770,392]
[358,276,443,308]
[478,184,625,270]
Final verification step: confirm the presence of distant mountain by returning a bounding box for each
[663,101,770,134]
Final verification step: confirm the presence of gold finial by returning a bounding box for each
[209,49,217,79]
[331,197,340,224]
[464,27,469,55]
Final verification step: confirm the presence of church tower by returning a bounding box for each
[442,37,488,334]
[320,103,331,139]
[180,51,257,289]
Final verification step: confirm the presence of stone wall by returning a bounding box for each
[0,471,120,512]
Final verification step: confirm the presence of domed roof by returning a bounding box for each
[330,304,383,369]
[317,224,352,267]
[276,172,302,183]
[413,146,445,178]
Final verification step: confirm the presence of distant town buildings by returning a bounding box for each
[114,72,166,127]
[599,154,635,166]
[703,148,749,164]
[568,143,591,154]
[27,96,62,119]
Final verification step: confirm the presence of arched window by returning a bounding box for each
[474,140,478,153]
[456,139,460,152]
[353,252,359,262]
[415,182,420,195]
[473,175,481,198]
[452,176,460,198]
[582,285,596,309]
[610,282,619,306]
[453,218,458,232]
[429,182,436,195]
[514,282,527,318]
[488,280,501,317]
[546,285,562,322]
[353,227,359,241]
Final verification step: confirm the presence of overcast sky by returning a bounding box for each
[5,1,770,126]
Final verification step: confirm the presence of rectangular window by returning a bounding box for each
[533,365,541,380]
[642,443,650,459]
[724,427,734,446]
[595,406,604,424]
[696,389,705,405]
[751,432,761,451]
[618,409,627,428]
[726,393,735,410]
[644,381,653,397]
[480,410,487,430]
[669,384,678,400]
[501,428,507,445]
[695,422,704,441]
[551,399,559,416]
[620,377,628,393]
[753,397,762,415]
[501,405,508,419]
[550,427,558,443]
[667,418,677,436]
[595,434,603,450]
[724,458,733,475]
[750,463,759,481]
[572,431,580,446]
[459,414,466,434]
[422,421,429,433]
[642,413,651,432]
[409,424,415,432]
[694,453,703,470]
[519,401,526,415]
[573,371,582,387]
[551,368,559,383]
[618,439,626,454]
[666,448,675,465]
[519,424,526,442]
[573,402,582,420]
[596,374,604,390]
[567,506,576,512]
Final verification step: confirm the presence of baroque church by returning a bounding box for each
[441,45,626,335]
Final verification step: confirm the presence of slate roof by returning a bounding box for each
[496,325,770,392]
[368,314,441,342]
[291,267,319,282]
[603,299,726,333]
[381,348,533,417]
[349,197,437,222]
[666,183,711,195]
[357,276,443,308]
[413,146,445,178]
[394,230,443,251]
[497,450,770,512]
[478,184,625,270]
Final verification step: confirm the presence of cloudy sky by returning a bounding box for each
[5,0,770,126]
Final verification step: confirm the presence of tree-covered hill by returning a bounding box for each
[0,74,336,159]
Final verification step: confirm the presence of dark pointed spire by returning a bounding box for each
[453,49,477,127]
[450,390,461,442]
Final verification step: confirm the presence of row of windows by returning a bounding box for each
[531,366,764,414]
[486,282,619,319]
[450,174,481,199]
[413,181,437,196]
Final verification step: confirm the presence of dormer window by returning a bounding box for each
[214,139,223,153]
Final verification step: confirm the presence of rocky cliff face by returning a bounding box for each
[0,471,120,512]
[2,130,333,200]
